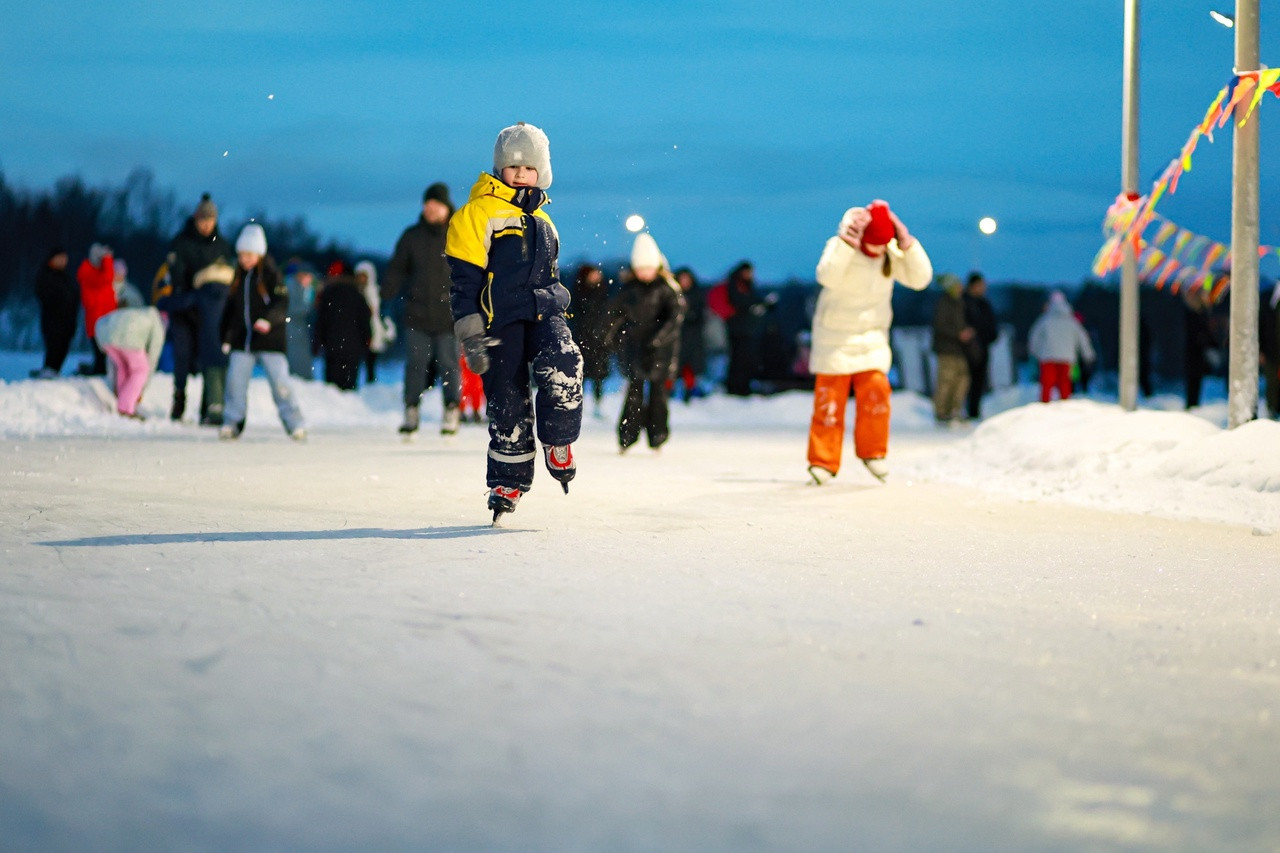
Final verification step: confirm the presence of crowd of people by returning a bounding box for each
[26,122,1280,515]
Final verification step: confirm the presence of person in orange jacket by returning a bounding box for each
[77,243,118,375]
[806,201,932,484]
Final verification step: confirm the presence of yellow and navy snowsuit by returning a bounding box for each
[446,173,584,492]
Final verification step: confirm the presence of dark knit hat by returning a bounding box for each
[423,182,452,206]
[194,193,218,220]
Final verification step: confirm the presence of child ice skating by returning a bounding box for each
[608,232,686,452]
[807,200,932,484]
[445,122,584,523]
[218,224,306,441]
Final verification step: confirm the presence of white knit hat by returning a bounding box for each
[493,122,552,189]
[236,223,267,255]
[630,232,663,270]
[354,259,378,288]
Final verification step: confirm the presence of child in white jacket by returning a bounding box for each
[807,200,932,484]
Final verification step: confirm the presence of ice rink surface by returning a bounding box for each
[2,374,1278,851]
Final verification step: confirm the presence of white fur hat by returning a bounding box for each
[236,223,267,255]
[630,232,663,270]
[493,122,552,189]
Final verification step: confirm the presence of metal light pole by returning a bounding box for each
[1119,0,1141,411]
[1228,0,1260,427]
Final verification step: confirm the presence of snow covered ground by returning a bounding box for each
[2,354,1278,850]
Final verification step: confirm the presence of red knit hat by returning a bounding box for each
[861,202,895,254]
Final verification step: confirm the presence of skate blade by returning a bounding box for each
[560,481,570,494]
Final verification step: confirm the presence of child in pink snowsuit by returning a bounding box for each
[93,307,166,418]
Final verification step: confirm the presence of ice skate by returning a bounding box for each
[398,405,419,439]
[808,465,835,486]
[441,405,461,436]
[862,457,889,482]
[218,424,241,441]
[488,485,522,524]
[290,428,307,442]
[543,444,575,493]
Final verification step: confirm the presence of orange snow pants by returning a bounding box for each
[807,371,891,474]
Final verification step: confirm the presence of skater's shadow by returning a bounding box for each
[39,525,522,548]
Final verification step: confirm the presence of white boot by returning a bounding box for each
[808,465,835,485]
[862,457,888,482]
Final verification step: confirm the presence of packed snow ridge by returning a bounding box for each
[1,368,1276,531]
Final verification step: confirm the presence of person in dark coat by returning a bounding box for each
[382,182,462,435]
[674,267,707,403]
[1139,314,1154,398]
[1183,285,1218,409]
[1260,280,1280,418]
[962,271,999,419]
[569,263,612,417]
[160,193,235,423]
[724,260,770,396]
[607,233,686,452]
[32,247,79,378]
[218,224,305,440]
[313,260,372,391]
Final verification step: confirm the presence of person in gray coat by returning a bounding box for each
[94,306,166,419]
[1028,290,1095,402]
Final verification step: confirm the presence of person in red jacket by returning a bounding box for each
[77,243,118,375]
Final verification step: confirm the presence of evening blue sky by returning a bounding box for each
[1,1,1273,283]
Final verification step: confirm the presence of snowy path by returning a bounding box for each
[2,405,1279,851]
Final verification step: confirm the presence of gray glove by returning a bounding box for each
[456,314,497,375]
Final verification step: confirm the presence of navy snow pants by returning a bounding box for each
[482,315,583,491]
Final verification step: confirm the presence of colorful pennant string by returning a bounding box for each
[1093,68,1280,295]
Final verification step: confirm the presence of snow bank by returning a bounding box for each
[900,399,1280,530]
[3,346,1277,530]
[0,372,402,438]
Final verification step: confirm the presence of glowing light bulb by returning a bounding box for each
[625,214,645,233]
[978,217,998,235]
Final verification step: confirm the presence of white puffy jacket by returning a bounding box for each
[1028,299,1095,365]
[809,235,933,375]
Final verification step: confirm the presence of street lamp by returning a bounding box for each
[972,218,997,270]
[624,214,645,233]
[1209,9,1234,27]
